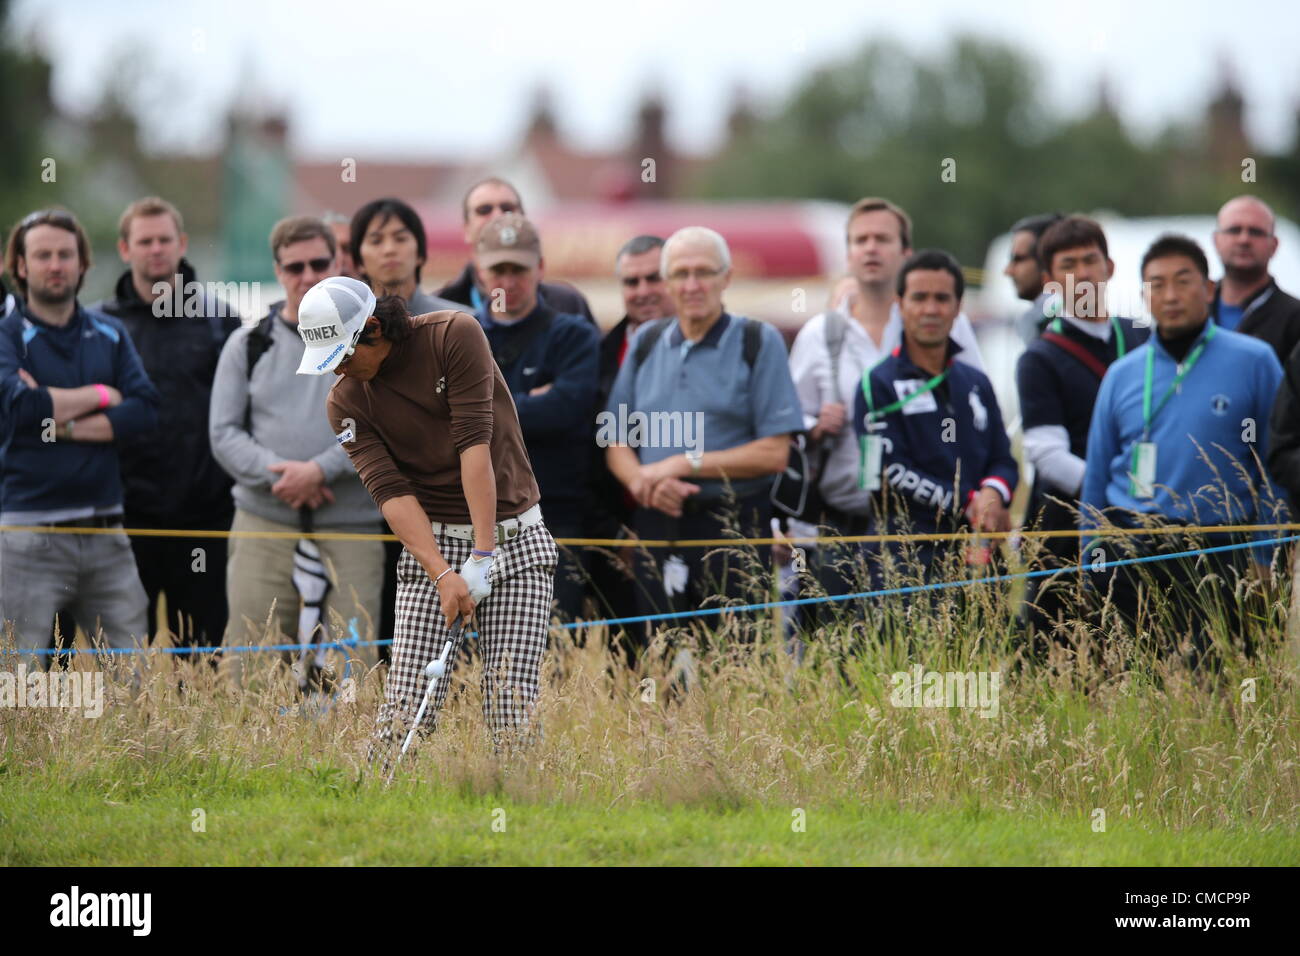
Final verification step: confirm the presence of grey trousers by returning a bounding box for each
[0,524,149,669]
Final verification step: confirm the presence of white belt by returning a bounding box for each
[430,503,543,545]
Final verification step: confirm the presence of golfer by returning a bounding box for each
[295,276,556,755]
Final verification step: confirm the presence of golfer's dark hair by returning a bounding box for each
[351,198,427,284]
[897,248,964,300]
[360,294,413,347]
[615,234,665,270]
[1141,234,1210,279]
[1037,216,1109,274]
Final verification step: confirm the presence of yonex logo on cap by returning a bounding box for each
[302,325,340,343]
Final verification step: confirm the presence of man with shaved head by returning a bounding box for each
[1211,195,1300,363]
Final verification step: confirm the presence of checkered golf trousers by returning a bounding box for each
[372,520,557,757]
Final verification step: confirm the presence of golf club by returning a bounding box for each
[397,615,462,760]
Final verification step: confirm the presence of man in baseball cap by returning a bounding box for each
[473,214,598,624]
[295,276,377,375]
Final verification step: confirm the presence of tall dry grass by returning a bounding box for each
[4,533,1297,831]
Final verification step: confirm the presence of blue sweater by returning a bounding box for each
[0,303,160,519]
[477,302,599,511]
[1081,324,1285,538]
[854,339,1019,536]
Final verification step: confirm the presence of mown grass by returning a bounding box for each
[2,535,1298,866]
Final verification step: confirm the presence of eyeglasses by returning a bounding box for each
[279,257,333,275]
[1218,225,1272,239]
[473,202,519,217]
[621,273,663,288]
[666,267,722,283]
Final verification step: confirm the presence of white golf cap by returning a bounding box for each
[294,276,377,375]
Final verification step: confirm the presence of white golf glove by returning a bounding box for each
[460,553,494,604]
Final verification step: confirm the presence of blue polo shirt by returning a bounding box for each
[605,312,804,500]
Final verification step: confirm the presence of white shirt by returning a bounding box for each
[788,303,986,514]
[1021,315,1112,497]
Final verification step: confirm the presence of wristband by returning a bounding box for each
[471,548,495,558]
[433,567,453,589]
[94,384,111,410]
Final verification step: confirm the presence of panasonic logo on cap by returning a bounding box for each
[316,344,345,370]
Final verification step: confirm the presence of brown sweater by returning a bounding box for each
[326,311,540,523]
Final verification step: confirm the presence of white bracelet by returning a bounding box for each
[433,567,453,589]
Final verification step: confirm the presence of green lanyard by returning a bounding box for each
[1050,315,1128,360]
[861,356,950,421]
[1141,324,1217,440]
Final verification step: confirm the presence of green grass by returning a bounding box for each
[3,535,1299,866]
[2,769,1292,865]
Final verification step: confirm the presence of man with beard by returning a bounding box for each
[95,197,240,652]
[1210,195,1300,363]
[0,208,160,667]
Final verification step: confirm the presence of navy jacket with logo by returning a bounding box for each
[0,302,160,517]
[854,338,1018,536]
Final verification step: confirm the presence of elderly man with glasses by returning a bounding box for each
[604,226,804,656]
[208,216,383,671]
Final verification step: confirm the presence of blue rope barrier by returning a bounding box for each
[11,533,1296,656]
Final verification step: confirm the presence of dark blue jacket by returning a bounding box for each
[95,262,240,523]
[477,301,599,511]
[854,338,1018,536]
[0,303,160,516]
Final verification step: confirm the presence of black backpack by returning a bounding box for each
[630,316,816,520]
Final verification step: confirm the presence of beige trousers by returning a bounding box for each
[224,508,384,662]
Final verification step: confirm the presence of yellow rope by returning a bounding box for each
[3,522,1296,547]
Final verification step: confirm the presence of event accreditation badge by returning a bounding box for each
[1130,441,1157,499]
[860,434,883,491]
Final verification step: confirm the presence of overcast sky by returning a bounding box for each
[15,0,1300,162]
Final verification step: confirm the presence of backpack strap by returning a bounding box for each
[245,312,277,380]
[244,311,278,431]
[740,316,762,369]
[822,310,848,404]
[1040,331,1109,381]
[632,317,673,369]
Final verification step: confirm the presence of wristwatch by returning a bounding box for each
[685,450,703,475]
[62,419,75,441]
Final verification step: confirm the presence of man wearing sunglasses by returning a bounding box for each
[0,208,160,668]
[1210,195,1300,363]
[437,177,595,324]
[209,216,382,668]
